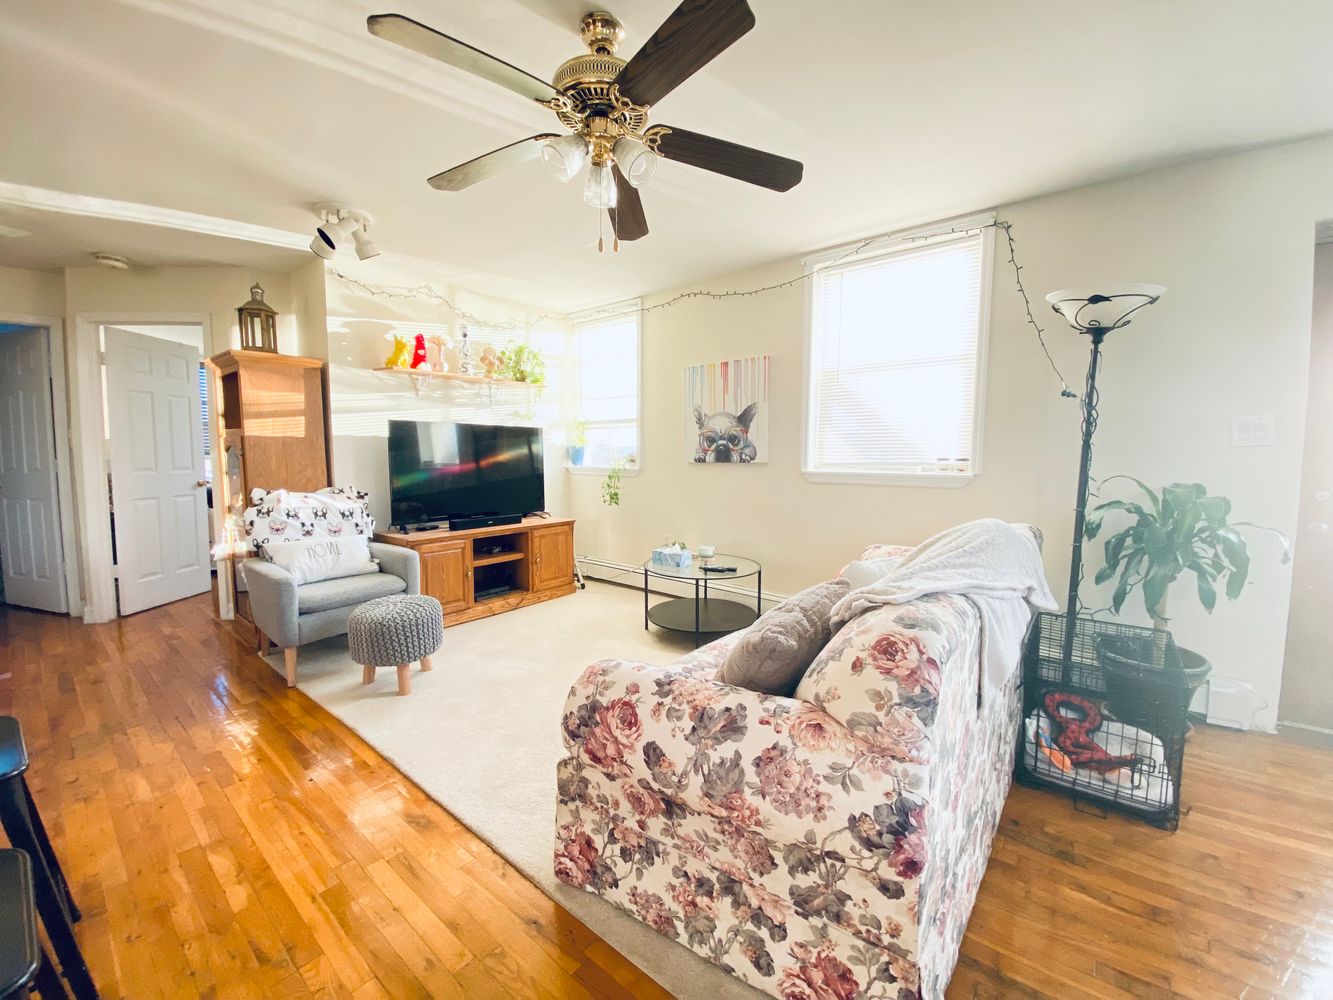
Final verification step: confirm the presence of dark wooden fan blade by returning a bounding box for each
[368,14,559,103]
[654,126,802,191]
[614,0,755,107]
[607,165,649,241]
[427,134,561,191]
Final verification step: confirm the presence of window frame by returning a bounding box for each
[569,300,642,474]
[800,213,995,488]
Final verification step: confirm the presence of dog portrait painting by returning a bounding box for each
[684,356,769,464]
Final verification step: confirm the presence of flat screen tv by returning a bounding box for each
[388,420,544,528]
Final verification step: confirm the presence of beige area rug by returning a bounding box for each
[267,581,764,1000]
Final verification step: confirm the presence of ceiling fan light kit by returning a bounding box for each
[367,0,803,246]
[583,161,618,209]
[541,133,589,183]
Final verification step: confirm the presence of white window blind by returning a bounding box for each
[806,233,987,479]
[576,311,639,467]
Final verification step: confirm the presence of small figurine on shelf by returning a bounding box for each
[383,333,411,369]
[480,345,503,378]
[457,325,476,375]
[409,333,428,370]
[425,333,451,373]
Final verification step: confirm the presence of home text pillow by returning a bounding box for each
[243,486,375,556]
[261,536,379,585]
[716,578,851,696]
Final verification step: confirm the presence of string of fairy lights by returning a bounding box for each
[329,219,1076,398]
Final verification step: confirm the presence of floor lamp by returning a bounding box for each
[1045,285,1165,681]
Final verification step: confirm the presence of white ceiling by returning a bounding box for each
[3,0,1333,309]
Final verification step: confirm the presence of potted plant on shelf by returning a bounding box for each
[567,420,587,467]
[1085,478,1290,725]
[498,343,546,385]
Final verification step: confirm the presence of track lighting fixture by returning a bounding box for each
[310,206,378,260]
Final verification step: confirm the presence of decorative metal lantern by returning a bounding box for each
[237,282,279,352]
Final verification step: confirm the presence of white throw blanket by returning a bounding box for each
[830,519,1058,694]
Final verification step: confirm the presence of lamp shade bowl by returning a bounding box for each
[1046,284,1165,334]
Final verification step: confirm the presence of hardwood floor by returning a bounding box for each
[1,594,1330,999]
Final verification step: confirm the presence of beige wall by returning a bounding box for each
[0,265,64,316]
[568,135,1333,731]
[323,269,571,528]
[63,265,297,355]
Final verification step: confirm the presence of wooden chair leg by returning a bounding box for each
[283,648,298,688]
[259,633,271,656]
[419,653,434,672]
[362,664,374,685]
[396,663,411,696]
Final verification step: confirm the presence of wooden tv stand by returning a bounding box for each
[373,516,575,626]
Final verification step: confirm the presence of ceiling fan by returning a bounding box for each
[366,0,803,246]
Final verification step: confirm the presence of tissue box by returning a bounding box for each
[651,546,693,569]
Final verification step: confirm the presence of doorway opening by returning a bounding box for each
[99,322,213,616]
[1279,231,1333,747]
[0,322,69,613]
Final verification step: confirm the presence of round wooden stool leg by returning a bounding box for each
[361,665,374,685]
[419,654,433,672]
[396,664,411,696]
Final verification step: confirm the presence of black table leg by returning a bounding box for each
[757,569,763,619]
[34,947,70,1000]
[643,567,648,630]
[0,778,98,1000]
[22,778,79,923]
[694,579,701,648]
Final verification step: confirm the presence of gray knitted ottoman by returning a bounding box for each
[347,594,443,695]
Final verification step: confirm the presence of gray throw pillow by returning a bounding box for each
[717,578,851,696]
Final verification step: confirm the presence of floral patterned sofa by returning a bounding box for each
[556,542,1029,1000]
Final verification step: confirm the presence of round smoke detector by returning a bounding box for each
[91,252,130,270]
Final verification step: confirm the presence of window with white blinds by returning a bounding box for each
[804,231,989,481]
[575,309,640,468]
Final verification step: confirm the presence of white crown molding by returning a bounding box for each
[0,181,310,251]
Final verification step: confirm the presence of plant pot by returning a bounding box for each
[567,445,584,467]
[1095,636,1211,734]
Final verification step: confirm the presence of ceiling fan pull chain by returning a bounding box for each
[613,236,621,253]
[598,211,605,254]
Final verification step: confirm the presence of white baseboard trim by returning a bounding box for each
[1277,719,1333,737]
[576,555,789,610]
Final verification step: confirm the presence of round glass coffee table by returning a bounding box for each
[643,554,762,647]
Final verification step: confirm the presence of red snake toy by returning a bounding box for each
[1043,691,1138,773]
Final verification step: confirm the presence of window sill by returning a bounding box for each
[565,464,641,477]
[801,469,975,488]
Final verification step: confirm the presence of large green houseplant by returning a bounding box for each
[1085,477,1289,723]
[1086,478,1289,630]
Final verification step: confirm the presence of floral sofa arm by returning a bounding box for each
[560,657,929,852]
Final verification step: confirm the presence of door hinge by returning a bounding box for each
[99,350,107,366]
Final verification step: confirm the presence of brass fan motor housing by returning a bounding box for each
[548,12,648,134]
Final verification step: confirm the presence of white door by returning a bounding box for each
[105,327,210,614]
[0,327,68,612]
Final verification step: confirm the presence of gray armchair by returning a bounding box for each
[241,543,420,687]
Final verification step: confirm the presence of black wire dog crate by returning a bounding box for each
[1015,612,1195,831]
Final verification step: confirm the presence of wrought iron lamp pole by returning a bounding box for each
[1046,286,1164,683]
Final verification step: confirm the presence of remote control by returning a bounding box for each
[700,565,737,573]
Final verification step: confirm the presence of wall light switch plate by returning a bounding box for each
[1231,414,1274,447]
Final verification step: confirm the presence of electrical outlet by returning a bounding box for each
[1231,414,1274,447]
